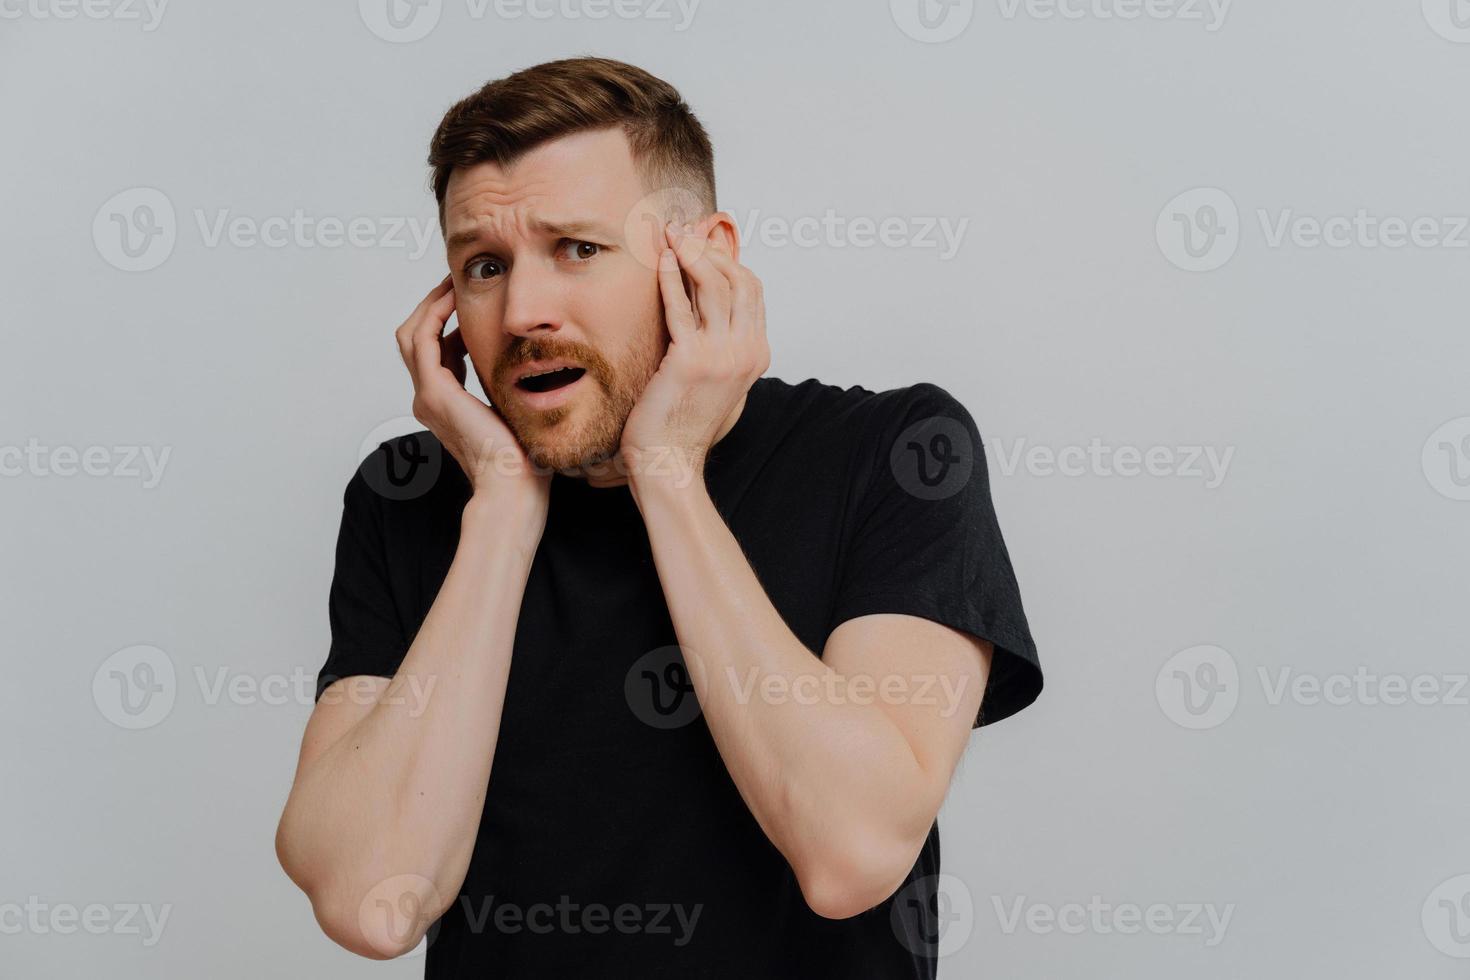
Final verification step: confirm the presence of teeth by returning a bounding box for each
[524,366,572,379]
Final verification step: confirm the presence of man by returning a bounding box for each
[275,56,1042,978]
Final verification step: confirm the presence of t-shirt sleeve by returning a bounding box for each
[314,457,411,703]
[827,382,1042,727]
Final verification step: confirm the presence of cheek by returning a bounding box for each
[601,258,665,328]
[453,293,503,363]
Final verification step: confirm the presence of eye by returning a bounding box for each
[559,239,601,263]
[464,240,601,282]
[465,256,503,281]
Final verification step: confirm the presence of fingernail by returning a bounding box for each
[659,248,676,269]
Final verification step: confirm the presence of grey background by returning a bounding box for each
[3,0,1468,976]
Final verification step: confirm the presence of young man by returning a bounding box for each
[275,56,1042,979]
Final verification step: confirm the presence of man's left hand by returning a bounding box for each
[619,218,770,488]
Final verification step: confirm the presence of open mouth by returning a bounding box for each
[515,366,587,393]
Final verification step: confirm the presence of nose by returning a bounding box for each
[500,258,566,341]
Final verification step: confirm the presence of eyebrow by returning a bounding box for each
[445,216,614,254]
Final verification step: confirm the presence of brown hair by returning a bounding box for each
[428,56,716,229]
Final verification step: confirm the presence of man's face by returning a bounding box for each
[442,126,677,475]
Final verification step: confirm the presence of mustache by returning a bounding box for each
[496,338,608,381]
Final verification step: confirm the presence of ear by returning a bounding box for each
[701,211,741,264]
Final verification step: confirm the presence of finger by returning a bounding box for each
[659,220,699,325]
[400,284,455,380]
[701,245,754,335]
[411,287,458,393]
[727,268,760,340]
[656,246,697,342]
[669,223,731,331]
[397,274,454,368]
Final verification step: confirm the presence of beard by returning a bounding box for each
[481,325,665,477]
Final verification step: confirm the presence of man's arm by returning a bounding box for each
[275,493,542,958]
[619,219,992,920]
[631,478,991,920]
[275,277,551,958]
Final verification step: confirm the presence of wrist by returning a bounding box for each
[463,487,548,542]
[628,465,710,515]
[622,443,706,493]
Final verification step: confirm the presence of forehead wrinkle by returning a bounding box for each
[447,204,620,255]
[445,156,630,253]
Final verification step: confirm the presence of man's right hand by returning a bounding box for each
[394,275,551,509]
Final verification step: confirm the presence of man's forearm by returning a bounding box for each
[277,492,542,953]
[630,478,936,915]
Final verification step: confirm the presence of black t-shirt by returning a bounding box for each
[316,375,1042,979]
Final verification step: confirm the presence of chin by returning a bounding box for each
[515,415,627,476]
[528,440,622,475]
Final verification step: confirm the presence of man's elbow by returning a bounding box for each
[275,824,431,960]
[312,894,421,960]
[794,830,921,920]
